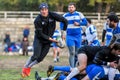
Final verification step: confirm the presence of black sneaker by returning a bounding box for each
[47,65,54,77]
[35,71,41,80]
[57,58,59,62]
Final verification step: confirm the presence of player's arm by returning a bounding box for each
[93,50,108,65]
[108,35,116,48]
[117,59,120,71]
[50,12,68,31]
[101,30,106,45]
[51,12,68,39]
[79,12,87,26]
[102,23,107,45]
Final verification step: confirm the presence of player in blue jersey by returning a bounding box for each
[51,29,61,62]
[101,12,115,46]
[107,14,120,47]
[85,18,100,46]
[60,2,87,68]
[101,22,113,46]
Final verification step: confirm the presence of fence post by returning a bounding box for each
[98,13,101,21]
[4,12,7,19]
[30,12,33,20]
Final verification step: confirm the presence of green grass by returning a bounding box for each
[0,68,46,80]
[0,54,69,80]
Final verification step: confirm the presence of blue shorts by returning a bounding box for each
[91,40,100,46]
[86,64,105,80]
[51,42,58,48]
[66,34,81,48]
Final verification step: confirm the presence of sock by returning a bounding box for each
[65,67,79,80]
[54,66,71,72]
[24,57,32,68]
[28,60,38,68]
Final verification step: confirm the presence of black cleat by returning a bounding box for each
[35,71,41,80]
[47,65,54,77]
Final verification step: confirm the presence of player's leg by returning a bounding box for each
[65,53,87,80]
[53,47,57,62]
[52,42,58,62]
[21,36,42,77]
[36,43,50,62]
[66,35,76,68]
[82,64,105,80]
[75,35,81,66]
[56,47,60,62]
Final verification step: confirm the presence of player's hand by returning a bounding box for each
[74,22,80,26]
[49,37,58,43]
[109,61,118,68]
[61,35,65,40]
[101,42,105,46]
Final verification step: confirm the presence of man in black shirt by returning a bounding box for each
[81,43,120,80]
[21,3,67,78]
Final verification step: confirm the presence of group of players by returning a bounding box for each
[21,2,120,80]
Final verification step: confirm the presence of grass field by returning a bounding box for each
[0,54,69,80]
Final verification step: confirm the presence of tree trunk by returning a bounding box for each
[56,1,64,12]
[105,3,111,13]
[97,2,103,13]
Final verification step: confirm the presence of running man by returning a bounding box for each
[21,3,68,78]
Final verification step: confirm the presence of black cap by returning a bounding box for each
[39,3,48,9]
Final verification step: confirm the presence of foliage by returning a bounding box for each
[0,0,119,12]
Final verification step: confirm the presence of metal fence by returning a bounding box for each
[0,11,120,21]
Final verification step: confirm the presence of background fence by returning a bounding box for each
[0,11,120,44]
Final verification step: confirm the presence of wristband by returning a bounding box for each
[107,62,110,66]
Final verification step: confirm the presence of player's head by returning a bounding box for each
[107,14,119,28]
[111,43,120,56]
[39,3,49,17]
[86,18,92,26]
[68,2,76,13]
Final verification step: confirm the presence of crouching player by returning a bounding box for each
[46,43,120,80]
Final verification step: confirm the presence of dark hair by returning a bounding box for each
[86,18,91,24]
[109,12,116,15]
[107,14,119,23]
[112,43,120,50]
[68,2,76,7]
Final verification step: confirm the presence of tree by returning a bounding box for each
[88,0,117,13]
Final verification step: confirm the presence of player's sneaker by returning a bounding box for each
[47,65,54,77]
[35,71,41,80]
[21,67,31,78]
[53,72,61,80]
[56,57,59,62]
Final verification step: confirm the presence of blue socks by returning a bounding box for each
[54,66,71,72]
